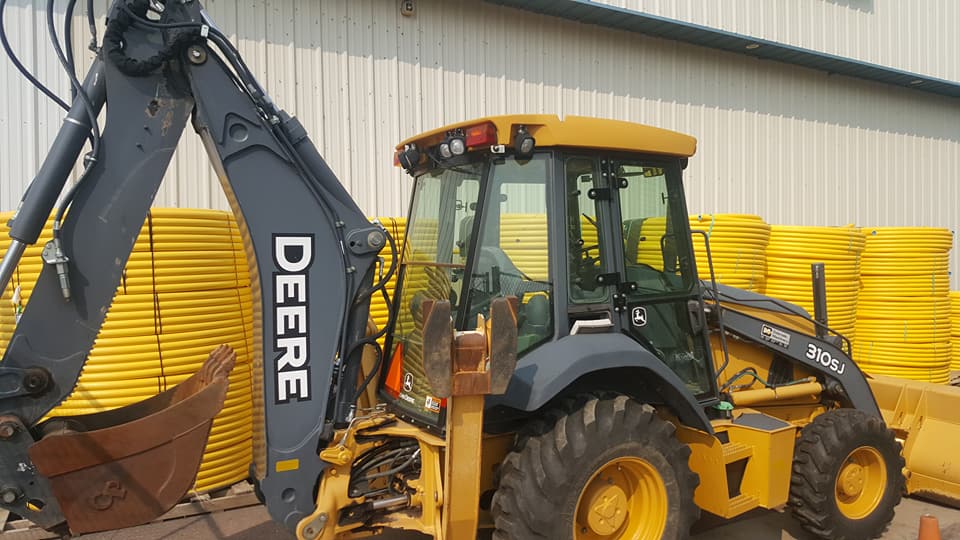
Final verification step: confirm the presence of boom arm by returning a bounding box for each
[0,0,385,532]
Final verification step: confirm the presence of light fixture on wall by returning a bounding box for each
[401,0,415,17]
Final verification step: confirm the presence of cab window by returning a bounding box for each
[463,155,554,355]
[564,157,607,304]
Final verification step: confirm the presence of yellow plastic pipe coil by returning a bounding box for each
[764,225,866,342]
[853,227,954,383]
[634,214,770,292]
[368,218,959,386]
[0,209,253,494]
[950,291,960,372]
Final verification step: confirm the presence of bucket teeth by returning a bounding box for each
[199,344,236,384]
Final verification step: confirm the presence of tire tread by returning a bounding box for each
[788,408,904,540]
[491,394,699,539]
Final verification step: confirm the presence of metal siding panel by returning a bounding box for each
[591,0,959,82]
[2,0,959,287]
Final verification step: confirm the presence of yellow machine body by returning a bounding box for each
[676,416,796,518]
[302,115,960,539]
[396,114,698,159]
[869,375,960,505]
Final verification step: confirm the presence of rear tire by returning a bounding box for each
[491,395,699,540]
[788,408,904,540]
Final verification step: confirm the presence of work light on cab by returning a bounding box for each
[514,125,535,158]
[439,129,467,159]
[397,143,421,172]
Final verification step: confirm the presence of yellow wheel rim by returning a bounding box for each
[835,446,887,520]
[573,457,667,540]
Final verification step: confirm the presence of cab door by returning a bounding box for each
[605,158,717,399]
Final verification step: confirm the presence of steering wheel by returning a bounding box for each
[572,242,602,291]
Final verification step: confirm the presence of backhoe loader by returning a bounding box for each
[1,1,960,539]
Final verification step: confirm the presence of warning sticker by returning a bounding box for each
[424,395,442,414]
[760,324,791,349]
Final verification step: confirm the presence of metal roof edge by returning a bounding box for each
[483,0,960,99]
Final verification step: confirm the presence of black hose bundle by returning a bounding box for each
[103,0,197,77]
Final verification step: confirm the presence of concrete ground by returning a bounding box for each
[70,496,960,540]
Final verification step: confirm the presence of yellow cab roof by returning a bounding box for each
[396,114,697,158]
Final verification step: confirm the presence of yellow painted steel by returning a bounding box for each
[676,417,795,519]
[442,394,485,539]
[834,446,887,520]
[397,115,697,158]
[729,380,823,407]
[854,227,953,383]
[762,225,865,342]
[869,375,960,505]
[0,209,254,493]
[573,456,668,540]
[300,417,446,540]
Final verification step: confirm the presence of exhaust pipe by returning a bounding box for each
[811,263,828,339]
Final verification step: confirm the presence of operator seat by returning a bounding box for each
[622,218,647,265]
[459,212,551,307]
[518,294,551,351]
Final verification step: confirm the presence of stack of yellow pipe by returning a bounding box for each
[763,225,865,341]
[0,209,253,493]
[500,214,550,280]
[635,214,770,291]
[499,213,602,280]
[390,218,438,336]
[951,291,960,372]
[376,213,571,338]
[853,227,953,383]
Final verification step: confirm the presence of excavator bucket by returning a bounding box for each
[26,345,235,534]
[869,375,960,506]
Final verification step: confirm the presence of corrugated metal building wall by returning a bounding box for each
[2,0,959,283]
[596,0,960,82]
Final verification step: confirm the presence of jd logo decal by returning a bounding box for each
[631,306,648,327]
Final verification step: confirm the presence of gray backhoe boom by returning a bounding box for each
[0,0,387,533]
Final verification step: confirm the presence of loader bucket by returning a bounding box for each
[869,375,960,507]
[27,345,235,534]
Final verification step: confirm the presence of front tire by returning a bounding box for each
[491,395,699,540]
[788,408,904,540]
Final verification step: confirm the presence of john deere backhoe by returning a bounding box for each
[1,1,959,539]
